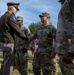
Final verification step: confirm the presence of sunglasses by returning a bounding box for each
[17,20,23,21]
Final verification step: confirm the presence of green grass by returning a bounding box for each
[28,51,33,73]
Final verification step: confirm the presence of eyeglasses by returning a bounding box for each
[40,16,44,17]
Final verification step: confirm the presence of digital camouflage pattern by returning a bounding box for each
[56,0,74,75]
[56,0,74,54]
[14,25,30,75]
[31,23,56,75]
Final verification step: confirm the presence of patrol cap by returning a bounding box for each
[7,2,20,11]
[39,12,50,18]
[16,16,23,21]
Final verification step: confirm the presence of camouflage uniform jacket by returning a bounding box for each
[30,23,56,53]
[57,0,74,34]
[15,25,30,50]
[56,0,74,54]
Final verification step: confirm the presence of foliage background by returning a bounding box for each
[29,22,42,34]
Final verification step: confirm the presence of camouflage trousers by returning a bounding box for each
[58,55,74,75]
[14,50,28,75]
[53,55,61,75]
[32,47,56,75]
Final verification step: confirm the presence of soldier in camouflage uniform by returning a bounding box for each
[14,16,30,75]
[30,12,56,75]
[56,0,74,75]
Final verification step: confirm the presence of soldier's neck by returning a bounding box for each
[42,21,50,26]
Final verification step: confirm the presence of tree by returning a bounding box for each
[29,22,42,34]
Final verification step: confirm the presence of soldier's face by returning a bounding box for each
[40,16,48,23]
[40,16,47,20]
[17,20,23,27]
[12,6,17,14]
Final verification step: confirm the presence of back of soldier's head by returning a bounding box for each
[58,0,66,4]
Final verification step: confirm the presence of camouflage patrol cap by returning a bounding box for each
[16,16,23,21]
[7,2,20,11]
[39,12,50,18]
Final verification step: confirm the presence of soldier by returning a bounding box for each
[0,2,28,75]
[56,0,74,75]
[14,16,31,75]
[30,12,56,75]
